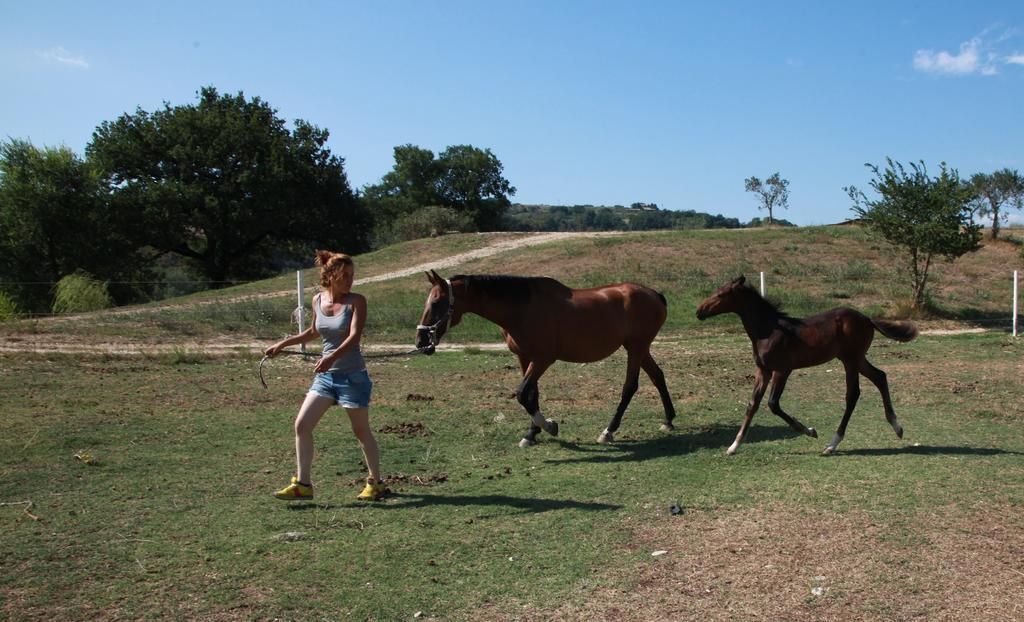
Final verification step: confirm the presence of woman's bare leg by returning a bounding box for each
[346,407,381,483]
[295,392,334,484]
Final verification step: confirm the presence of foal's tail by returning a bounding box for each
[871,319,918,342]
[656,291,667,307]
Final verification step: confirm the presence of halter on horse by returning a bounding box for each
[417,270,677,447]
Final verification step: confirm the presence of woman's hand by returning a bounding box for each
[313,355,335,373]
[264,342,285,358]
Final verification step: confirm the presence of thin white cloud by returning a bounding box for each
[914,29,1024,76]
[39,46,89,69]
[913,38,990,75]
[995,27,1019,43]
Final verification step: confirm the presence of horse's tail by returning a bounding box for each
[657,291,667,307]
[871,318,918,343]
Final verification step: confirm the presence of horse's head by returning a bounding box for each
[416,270,455,355]
[696,275,747,320]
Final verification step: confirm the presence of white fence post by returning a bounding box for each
[297,270,306,352]
[760,271,765,297]
[1014,270,1019,338]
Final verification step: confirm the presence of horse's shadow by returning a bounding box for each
[543,424,1024,464]
[543,423,795,465]
[836,445,1024,457]
[287,492,621,514]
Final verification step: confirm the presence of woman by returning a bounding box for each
[264,250,385,501]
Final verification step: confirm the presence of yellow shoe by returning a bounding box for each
[356,481,387,501]
[274,476,314,501]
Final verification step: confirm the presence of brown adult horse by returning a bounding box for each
[696,276,917,455]
[416,271,676,447]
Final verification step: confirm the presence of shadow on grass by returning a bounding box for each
[288,492,621,513]
[544,423,803,465]
[835,445,1024,457]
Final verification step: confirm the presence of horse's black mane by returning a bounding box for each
[451,274,570,303]
[740,282,801,324]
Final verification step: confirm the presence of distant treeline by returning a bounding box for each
[504,203,793,232]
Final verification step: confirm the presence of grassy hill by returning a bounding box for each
[3,225,1021,346]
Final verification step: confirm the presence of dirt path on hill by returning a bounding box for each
[29,231,624,325]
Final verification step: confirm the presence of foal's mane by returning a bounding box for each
[739,282,800,324]
[451,274,571,304]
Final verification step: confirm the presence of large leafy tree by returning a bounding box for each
[363,143,515,233]
[87,87,370,284]
[361,145,441,224]
[846,159,981,309]
[0,139,148,312]
[436,145,516,231]
[744,172,789,226]
[969,168,1024,240]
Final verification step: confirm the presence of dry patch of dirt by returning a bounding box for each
[378,422,430,437]
[512,503,1024,622]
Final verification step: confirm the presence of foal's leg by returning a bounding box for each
[822,360,861,455]
[515,360,557,448]
[766,370,817,438]
[727,366,769,455]
[641,352,676,432]
[859,358,904,439]
[598,350,643,443]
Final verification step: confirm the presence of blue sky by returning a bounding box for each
[3,1,1023,225]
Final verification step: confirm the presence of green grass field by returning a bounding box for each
[1,226,1022,620]
[1,332,1021,620]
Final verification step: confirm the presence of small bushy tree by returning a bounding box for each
[52,271,114,313]
[846,159,981,310]
[744,173,789,226]
[970,168,1024,240]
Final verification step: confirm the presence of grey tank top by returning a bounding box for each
[314,293,366,373]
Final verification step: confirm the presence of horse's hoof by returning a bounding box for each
[660,423,675,432]
[597,430,613,444]
[518,438,536,448]
[546,419,559,437]
[894,425,904,439]
[807,427,818,439]
[821,446,835,456]
[725,443,739,455]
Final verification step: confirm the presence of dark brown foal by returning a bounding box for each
[696,276,917,455]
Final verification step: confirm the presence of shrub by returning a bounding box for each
[52,271,114,314]
[0,291,19,320]
[384,206,476,244]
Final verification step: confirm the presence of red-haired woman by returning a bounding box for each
[264,250,385,501]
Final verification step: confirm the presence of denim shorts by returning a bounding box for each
[309,369,373,408]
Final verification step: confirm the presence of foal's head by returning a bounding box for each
[696,275,752,320]
[416,270,455,355]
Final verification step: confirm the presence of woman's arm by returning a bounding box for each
[264,295,321,357]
